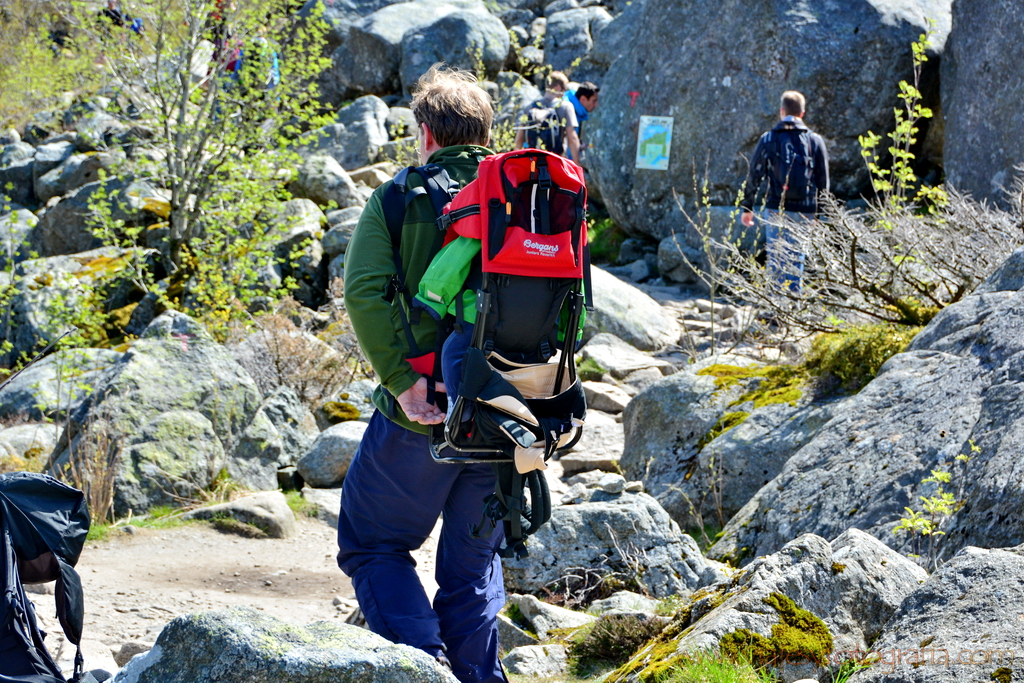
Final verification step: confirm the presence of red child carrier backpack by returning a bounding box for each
[428,149,592,559]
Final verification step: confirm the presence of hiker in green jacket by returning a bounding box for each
[337,65,508,683]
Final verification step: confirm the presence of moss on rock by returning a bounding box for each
[720,592,833,668]
[322,401,359,423]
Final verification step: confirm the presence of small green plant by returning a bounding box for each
[588,216,627,264]
[285,490,319,518]
[651,650,772,683]
[859,26,947,212]
[569,614,666,674]
[830,657,874,683]
[893,440,977,569]
[655,594,688,617]
[576,356,607,382]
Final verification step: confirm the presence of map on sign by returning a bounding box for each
[635,116,674,170]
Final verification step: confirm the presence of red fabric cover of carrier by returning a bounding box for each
[439,149,588,279]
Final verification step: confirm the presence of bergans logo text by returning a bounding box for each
[524,239,558,255]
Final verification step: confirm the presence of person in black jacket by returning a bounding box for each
[741,91,829,291]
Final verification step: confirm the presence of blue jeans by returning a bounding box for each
[337,407,507,683]
[759,210,810,293]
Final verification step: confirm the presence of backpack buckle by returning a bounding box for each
[436,212,453,231]
[383,275,405,303]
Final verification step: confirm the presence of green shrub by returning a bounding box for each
[588,217,627,264]
[577,357,607,382]
[569,614,666,671]
[805,323,921,393]
[285,490,319,518]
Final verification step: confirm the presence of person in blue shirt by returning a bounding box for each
[564,82,599,161]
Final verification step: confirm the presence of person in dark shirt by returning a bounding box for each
[741,90,829,291]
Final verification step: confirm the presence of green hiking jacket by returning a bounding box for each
[344,145,492,434]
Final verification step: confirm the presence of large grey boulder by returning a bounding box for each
[584,267,680,350]
[0,209,38,269]
[290,155,364,210]
[0,158,36,208]
[330,0,482,95]
[587,0,952,240]
[620,353,847,529]
[111,606,458,683]
[400,10,510,94]
[561,409,624,475]
[712,247,1024,567]
[49,312,262,515]
[301,96,389,171]
[0,348,123,420]
[502,490,725,598]
[848,544,1024,683]
[0,423,60,471]
[228,386,319,491]
[543,7,612,72]
[297,420,368,487]
[941,0,1024,207]
[32,178,160,257]
[35,152,123,204]
[623,531,926,682]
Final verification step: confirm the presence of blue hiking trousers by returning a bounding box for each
[337,409,507,683]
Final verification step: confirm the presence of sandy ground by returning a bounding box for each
[32,515,443,675]
[30,459,569,676]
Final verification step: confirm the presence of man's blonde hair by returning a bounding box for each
[411,64,493,148]
[780,90,806,117]
[546,71,570,92]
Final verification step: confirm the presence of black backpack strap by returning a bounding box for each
[472,464,552,560]
[381,164,461,357]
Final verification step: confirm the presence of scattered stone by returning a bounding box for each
[49,312,262,515]
[584,267,681,351]
[297,420,368,487]
[624,531,927,682]
[300,486,343,528]
[849,543,1024,683]
[508,594,596,639]
[184,491,297,539]
[596,472,626,494]
[580,333,674,379]
[501,643,568,676]
[497,613,539,652]
[504,492,724,598]
[114,641,154,667]
[590,590,660,616]
[582,381,631,414]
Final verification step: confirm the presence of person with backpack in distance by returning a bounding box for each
[514,71,580,162]
[740,90,829,291]
[338,65,507,683]
[565,81,599,162]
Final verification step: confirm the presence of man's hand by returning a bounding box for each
[741,210,755,227]
[396,376,447,425]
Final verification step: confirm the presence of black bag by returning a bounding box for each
[524,99,565,156]
[0,473,90,683]
[771,128,815,202]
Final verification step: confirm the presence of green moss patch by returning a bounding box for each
[992,667,1013,683]
[212,516,268,538]
[804,323,921,394]
[322,401,359,423]
[588,216,628,264]
[719,592,833,668]
[698,364,805,410]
